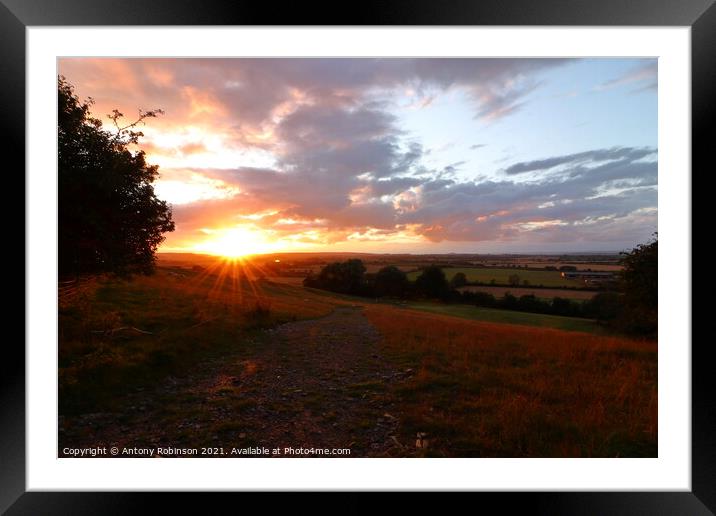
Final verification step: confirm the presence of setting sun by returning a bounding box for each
[193,227,278,258]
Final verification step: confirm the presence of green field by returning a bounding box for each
[403,302,605,334]
[407,267,585,288]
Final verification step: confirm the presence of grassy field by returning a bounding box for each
[59,263,346,414]
[365,305,657,457]
[403,302,605,334]
[407,267,585,288]
[59,261,656,457]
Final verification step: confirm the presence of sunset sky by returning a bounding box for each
[58,58,657,255]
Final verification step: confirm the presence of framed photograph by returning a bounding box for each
[6,0,712,511]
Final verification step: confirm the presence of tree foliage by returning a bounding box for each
[374,265,409,297]
[58,76,174,275]
[582,292,623,322]
[617,234,658,335]
[450,272,468,288]
[304,259,367,295]
[415,265,449,299]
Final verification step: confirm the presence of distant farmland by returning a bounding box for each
[407,267,586,288]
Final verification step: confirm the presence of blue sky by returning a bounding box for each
[395,58,657,185]
[59,57,658,255]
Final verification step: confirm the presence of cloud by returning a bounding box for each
[503,147,656,175]
[393,147,656,243]
[59,58,657,251]
[595,61,657,93]
[59,58,571,136]
[161,144,656,250]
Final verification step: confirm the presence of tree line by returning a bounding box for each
[304,236,657,336]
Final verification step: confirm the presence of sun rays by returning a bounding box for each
[185,254,275,316]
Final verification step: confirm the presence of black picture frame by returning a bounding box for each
[5,0,712,512]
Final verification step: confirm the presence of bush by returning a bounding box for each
[462,290,497,308]
[415,266,449,298]
[516,294,547,313]
[309,259,367,295]
[501,293,519,310]
[552,297,580,317]
[618,236,657,336]
[583,292,623,322]
[450,272,468,288]
[374,266,408,298]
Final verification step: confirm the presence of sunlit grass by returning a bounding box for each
[364,305,657,457]
[58,264,344,414]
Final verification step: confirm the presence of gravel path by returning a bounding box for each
[60,307,415,457]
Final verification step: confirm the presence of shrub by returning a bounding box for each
[374,265,409,297]
[583,292,623,322]
[450,272,468,288]
[415,266,449,298]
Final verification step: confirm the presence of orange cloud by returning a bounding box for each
[182,86,225,119]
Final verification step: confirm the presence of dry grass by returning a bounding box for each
[59,263,343,414]
[364,305,657,457]
[59,260,657,457]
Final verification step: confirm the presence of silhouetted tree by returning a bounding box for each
[471,291,497,308]
[516,294,544,313]
[58,76,174,275]
[552,296,580,317]
[313,259,367,294]
[618,234,658,335]
[450,272,468,288]
[501,292,518,310]
[374,265,408,297]
[508,274,521,286]
[583,292,623,322]
[415,265,449,298]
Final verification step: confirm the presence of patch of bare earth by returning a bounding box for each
[60,307,416,457]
